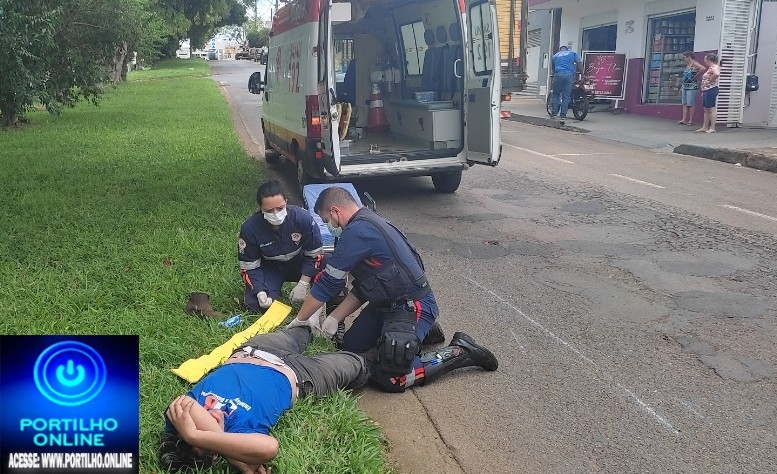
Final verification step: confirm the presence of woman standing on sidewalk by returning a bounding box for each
[696,53,721,134]
[678,51,704,126]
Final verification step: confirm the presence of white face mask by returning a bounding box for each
[263,208,287,226]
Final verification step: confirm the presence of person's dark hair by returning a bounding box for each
[314,186,358,215]
[158,432,215,472]
[705,53,719,64]
[256,180,286,205]
[681,51,694,59]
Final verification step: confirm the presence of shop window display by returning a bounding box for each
[644,11,696,104]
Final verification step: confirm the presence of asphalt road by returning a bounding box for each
[211,59,777,474]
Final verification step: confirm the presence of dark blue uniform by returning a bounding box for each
[310,208,439,391]
[239,205,323,310]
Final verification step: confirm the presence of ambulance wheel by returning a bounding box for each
[431,170,462,193]
[264,136,280,164]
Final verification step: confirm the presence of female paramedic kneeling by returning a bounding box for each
[238,180,324,312]
[159,325,368,473]
[288,186,499,393]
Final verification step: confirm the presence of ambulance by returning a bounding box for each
[249,0,501,193]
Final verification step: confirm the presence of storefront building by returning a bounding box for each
[527,0,777,127]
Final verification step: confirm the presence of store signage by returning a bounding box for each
[583,52,627,99]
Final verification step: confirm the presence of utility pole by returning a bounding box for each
[507,0,516,84]
[255,0,259,29]
[519,0,528,88]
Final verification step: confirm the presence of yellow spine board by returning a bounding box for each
[171,301,292,383]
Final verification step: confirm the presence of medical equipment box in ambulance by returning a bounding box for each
[249,0,502,193]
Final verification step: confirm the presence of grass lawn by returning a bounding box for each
[0,58,389,474]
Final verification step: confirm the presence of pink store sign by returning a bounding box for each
[583,52,628,99]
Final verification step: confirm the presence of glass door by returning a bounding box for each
[643,11,696,104]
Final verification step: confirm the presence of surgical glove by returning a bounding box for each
[286,314,321,333]
[321,316,340,337]
[289,280,310,302]
[256,291,273,309]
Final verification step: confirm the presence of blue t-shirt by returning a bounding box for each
[187,363,293,435]
[552,49,579,75]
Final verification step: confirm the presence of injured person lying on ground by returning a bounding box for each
[160,321,498,472]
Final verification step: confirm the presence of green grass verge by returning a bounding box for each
[0,62,389,474]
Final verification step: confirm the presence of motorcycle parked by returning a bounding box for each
[546,73,595,121]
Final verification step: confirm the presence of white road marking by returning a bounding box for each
[610,174,665,189]
[556,153,616,156]
[719,204,777,222]
[463,276,680,435]
[680,400,706,421]
[509,328,528,354]
[502,143,575,164]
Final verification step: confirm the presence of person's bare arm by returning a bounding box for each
[167,396,279,465]
[295,293,326,321]
[187,430,278,465]
[327,291,364,322]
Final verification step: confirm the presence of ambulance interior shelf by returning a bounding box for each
[330,0,464,153]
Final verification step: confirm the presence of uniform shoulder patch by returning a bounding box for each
[238,238,247,254]
[291,232,302,244]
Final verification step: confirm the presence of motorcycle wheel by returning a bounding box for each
[546,93,553,116]
[572,94,589,121]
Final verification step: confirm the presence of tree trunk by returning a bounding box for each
[111,42,128,84]
[1,101,19,128]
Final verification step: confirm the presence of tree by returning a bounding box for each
[156,0,247,54]
[0,0,150,127]
[245,25,269,48]
[0,2,58,126]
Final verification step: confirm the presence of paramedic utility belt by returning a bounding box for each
[378,300,421,375]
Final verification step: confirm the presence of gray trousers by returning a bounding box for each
[237,327,369,398]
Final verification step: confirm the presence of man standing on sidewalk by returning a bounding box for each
[550,45,583,122]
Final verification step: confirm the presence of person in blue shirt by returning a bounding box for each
[550,45,583,121]
[160,324,369,473]
[239,180,324,311]
[287,186,498,393]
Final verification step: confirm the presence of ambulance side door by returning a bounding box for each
[464,0,501,166]
[317,0,341,176]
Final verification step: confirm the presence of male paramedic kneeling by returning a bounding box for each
[238,180,324,311]
[160,325,369,473]
[288,186,498,392]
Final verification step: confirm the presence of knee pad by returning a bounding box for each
[370,374,406,393]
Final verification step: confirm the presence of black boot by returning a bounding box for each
[421,321,446,345]
[420,332,498,385]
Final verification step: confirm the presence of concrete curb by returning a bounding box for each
[503,112,589,133]
[673,144,777,173]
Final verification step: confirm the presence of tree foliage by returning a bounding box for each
[246,25,270,48]
[156,0,247,51]
[0,0,154,127]
[0,0,247,128]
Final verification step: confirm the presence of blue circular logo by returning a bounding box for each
[33,341,107,406]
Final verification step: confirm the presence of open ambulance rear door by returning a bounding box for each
[465,0,501,166]
[317,0,344,177]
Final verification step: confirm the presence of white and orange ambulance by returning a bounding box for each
[250,0,501,193]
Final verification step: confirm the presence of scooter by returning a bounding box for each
[546,73,595,121]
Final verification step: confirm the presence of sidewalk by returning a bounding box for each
[501,96,777,172]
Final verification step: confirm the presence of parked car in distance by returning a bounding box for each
[235,48,251,60]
